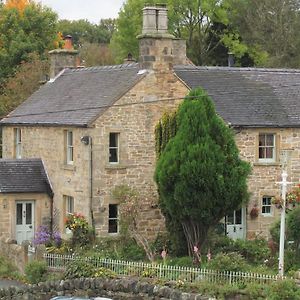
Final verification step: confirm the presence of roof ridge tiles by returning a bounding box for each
[174,65,300,74]
[65,63,139,74]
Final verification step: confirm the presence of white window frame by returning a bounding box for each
[109,133,119,164]
[14,128,22,159]
[64,195,74,234]
[66,130,74,165]
[258,133,275,163]
[262,196,272,216]
[108,204,119,234]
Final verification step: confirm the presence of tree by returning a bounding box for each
[5,0,30,11]
[79,42,114,67]
[0,52,49,116]
[227,0,300,67]
[154,88,251,258]
[112,185,161,262]
[57,18,116,47]
[0,2,57,87]
[110,0,241,65]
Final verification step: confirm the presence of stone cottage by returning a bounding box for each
[0,4,300,244]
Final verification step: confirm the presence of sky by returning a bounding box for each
[39,0,125,23]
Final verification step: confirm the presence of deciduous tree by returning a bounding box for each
[0,52,49,116]
[0,2,57,86]
[154,88,251,258]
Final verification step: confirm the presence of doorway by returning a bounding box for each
[225,208,246,240]
[15,201,35,244]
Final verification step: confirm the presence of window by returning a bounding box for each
[66,130,74,164]
[14,128,22,159]
[259,133,275,162]
[65,196,74,215]
[64,195,74,233]
[262,196,272,215]
[108,204,118,233]
[109,133,119,163]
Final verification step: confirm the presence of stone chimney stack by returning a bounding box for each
[138,4,188,71]
[49,35,79,79]
[138,4,175,71]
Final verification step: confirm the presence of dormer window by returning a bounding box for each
[259,133,275,162]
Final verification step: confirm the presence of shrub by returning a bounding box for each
[89,237,146,261]
[94,267,116,278]
[233,239,270,264]
[287,206,300,250]
[266,279,300,300]
[64,259,96,279]
[0,256,20,279]
[243,282,266,299]
[208,252,248,272]
[25,260,47,284]
[167,256,193,267]
[65,213,93,248]
[33,225,62,247]
[270,220,280,245]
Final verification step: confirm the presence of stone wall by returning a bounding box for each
[0,193,51,242]
[236,127,300,238]
[0,277,214,300]
[91,70,188,238]
[0,236,28,274]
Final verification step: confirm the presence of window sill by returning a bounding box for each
[61,164,76,171]
[253,162,280,167]
[261,214,273,217]
[105,164,128,170]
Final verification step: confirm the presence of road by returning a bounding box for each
[0,279,25,289]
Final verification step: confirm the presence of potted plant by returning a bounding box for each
[250,205,259,219]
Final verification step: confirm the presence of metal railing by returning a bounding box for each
[43,253,281,285]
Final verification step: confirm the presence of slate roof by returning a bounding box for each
[174,65,300,127]
[0,159,53,196]
[0,63,144,127]
[1,63,300,128]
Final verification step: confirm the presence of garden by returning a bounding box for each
[18,203,299,299]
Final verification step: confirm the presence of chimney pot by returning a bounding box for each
[63,35,73,50]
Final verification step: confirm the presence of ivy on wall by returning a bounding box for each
[155,111,177,158]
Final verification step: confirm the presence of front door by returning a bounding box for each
[226,208,245,240]
[16,201,35,244]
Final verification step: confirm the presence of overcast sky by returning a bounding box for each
[39,0,125,23]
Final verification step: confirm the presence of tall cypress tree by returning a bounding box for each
[154,88,251,256]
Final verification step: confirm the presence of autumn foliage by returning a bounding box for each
[5,0,30,11]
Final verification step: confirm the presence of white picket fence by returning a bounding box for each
[43,253,281,285]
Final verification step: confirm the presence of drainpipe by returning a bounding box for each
[80,136,95,235]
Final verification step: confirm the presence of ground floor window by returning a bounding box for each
[262,196,272,215]
[108,204,118,233]
[64,195,74,232]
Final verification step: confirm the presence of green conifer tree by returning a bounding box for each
[155,88,251,257]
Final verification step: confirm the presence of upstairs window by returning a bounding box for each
[66,130,74,164]
[259,133,275,162]
[14,128,22,159]
[262,196,272,216]
[108,204,118,234]
[109,133,119,163]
